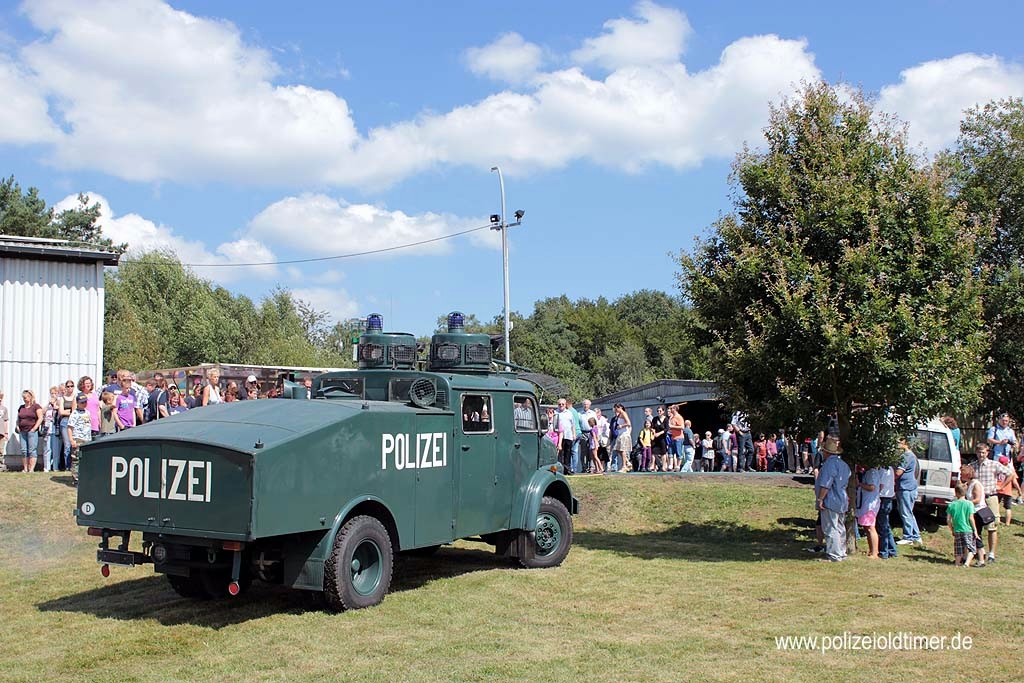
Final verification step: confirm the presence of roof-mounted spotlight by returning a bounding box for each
[513,209,524,221]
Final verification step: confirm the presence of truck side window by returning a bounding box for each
[462,394,492,434]
[513,395,538,432]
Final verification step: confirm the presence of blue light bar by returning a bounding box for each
[447,311,465,332]
[366,313,384,332]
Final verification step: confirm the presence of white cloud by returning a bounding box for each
[878,53,1024,154]
[356,34,820,176]
[21,0,359,184]
[0,53,61,144]
[248,193,496,256]
[464,32,543,85]
[290,286,360,326]
[53,192,278,282]
[3,0,821,187]
[570,0,692,70]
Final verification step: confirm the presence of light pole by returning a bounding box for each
[489,165,523,370]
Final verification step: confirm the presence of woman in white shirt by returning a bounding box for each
[202,368,223,406]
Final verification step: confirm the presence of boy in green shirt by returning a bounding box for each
[946,483,978,567]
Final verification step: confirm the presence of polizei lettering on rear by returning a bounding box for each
[110,456,213,502]
[380,432,448,470]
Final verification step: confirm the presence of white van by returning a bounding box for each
[912,418,961,511]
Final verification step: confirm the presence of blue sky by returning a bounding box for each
[2,0,1023,340]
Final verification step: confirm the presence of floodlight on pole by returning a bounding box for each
[489,166,524,370]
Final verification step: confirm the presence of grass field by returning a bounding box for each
[1,471,1021,682]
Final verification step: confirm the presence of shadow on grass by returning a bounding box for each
[576,519,812,562]
[903,548,952,565]
[36,545,513,627]
[49,474,76,488]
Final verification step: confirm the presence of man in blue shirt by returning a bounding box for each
[986,413,1016,459]
[815,435,851,562]
[895,437,922,545]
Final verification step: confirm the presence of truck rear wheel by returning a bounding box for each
[324,515,393,611]
[518,496,572,569]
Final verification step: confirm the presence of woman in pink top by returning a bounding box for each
[78,375,101,436]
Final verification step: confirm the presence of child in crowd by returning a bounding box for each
[855,466,881,559]
[638,420,654,472]
[588,417,604,475]
[66,393,92,485]
[98,391,117,438]
[754,433,769,472]
[545,408,559,447]
[946,483,978,567]
[115,377,137,430]
[995,456,1021,525]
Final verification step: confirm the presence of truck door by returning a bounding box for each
[510,394,541,516]
[412,414,456,547]
[455,393,502,538]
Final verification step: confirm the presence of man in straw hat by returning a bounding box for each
[814,434,851,562]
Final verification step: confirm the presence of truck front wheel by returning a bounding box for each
[518,496,573,569]
[324,515,394,611]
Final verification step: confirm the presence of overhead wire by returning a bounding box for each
[175,223,493,268]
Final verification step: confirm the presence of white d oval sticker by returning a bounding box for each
[81,501,95,516]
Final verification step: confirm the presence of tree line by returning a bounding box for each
[435,292,710,401]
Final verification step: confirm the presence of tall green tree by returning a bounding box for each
[0,176,121,249]
[678,82,987,466]
[946,97,1024,416]
[104,253,352,371]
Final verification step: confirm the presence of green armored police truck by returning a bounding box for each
[75,312,577,611]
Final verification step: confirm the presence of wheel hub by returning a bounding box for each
[535,513,561,555]
[350,539,383,596]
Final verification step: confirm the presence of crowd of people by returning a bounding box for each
[0,369,315,482]
[543,400,822,476]
[808,415,1023,565]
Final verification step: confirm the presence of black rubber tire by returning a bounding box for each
[518,496,573,569]
[166,573,208,599]
[323,515,394,612]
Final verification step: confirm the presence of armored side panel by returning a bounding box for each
[250,402,456,549]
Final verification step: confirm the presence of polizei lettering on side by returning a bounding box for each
[381,432,448,470]
[110,456,213,502]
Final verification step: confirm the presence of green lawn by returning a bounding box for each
[1,472,1020,682]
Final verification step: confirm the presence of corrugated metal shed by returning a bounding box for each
[0,235,120,462]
